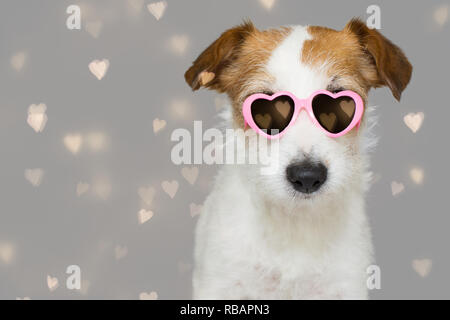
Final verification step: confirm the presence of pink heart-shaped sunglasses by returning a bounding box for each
[242,90,364,139]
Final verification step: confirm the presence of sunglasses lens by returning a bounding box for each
[250,95,295,135]
[312,94,356,134]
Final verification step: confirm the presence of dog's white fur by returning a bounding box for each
[192,26,377,299]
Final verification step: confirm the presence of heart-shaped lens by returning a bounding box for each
[312,94,356,134]
[251,95,295,135]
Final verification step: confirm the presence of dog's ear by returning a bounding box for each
[345,18,412,101]
[184,21,256,91]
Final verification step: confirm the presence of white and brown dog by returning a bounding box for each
[184,19,412,299]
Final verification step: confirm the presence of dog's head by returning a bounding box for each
[185,19,412,205]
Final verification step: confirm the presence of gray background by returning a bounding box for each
[0,0,448,299]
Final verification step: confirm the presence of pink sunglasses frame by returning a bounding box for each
[242,89,364,139]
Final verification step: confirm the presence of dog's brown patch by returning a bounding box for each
[344,19,412,101]
[303,26,377,100]
[185,21,256,92]
[223,27,292,125]
[185,22,291,127]
[303,19,412,101]
[185,19,412,128]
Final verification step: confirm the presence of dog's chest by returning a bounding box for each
[223,223,340,299]
[229,256,339,299]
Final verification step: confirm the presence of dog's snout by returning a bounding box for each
[286,162,327,194]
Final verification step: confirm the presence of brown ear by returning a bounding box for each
[345,18,412,101]
[184,21,256,91]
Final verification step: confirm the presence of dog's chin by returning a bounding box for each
[288,180,341,208]
[291,190,324,206]
[260,185,328,213]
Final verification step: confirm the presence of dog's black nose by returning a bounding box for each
[286,162,328,194]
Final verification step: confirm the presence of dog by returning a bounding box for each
[184,18,412,299]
